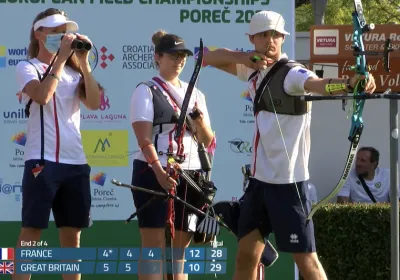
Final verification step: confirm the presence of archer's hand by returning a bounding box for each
[154,169,177,191]
[189,102,205,125]
[350,73,377,94]
[245,51,274,71]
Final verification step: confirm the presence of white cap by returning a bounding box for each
[33,14,79,32]
[246,11,289,36]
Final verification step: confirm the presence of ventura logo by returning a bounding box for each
[91,172,107,186]
[315,36,337,47]
[12,132,27,146]
[0,46,27,68]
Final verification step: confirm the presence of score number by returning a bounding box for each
[206,262,226,274]
[207,248,227,260]
[184,262,205,274]
[96,262,117,274]
[190,249,200,258]
[98,248,118,260]
[142,248,161,260]
[185,248,205,260]
[211,249,223,258]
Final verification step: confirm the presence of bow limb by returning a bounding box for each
[174,38,204,140]
[165,38,204,278]
[306,0,372,221]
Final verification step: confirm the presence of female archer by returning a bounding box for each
[129,30,215,280]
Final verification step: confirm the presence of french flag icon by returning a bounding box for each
[0,248,14,260]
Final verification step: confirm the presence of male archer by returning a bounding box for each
[203,10,378,280]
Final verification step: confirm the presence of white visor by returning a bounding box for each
[33,14,79,32]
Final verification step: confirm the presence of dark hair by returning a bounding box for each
[358,146,380,168]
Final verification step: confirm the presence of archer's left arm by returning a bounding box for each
[79,63,101,110]
[303,74,377,96]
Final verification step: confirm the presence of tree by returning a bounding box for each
[295,0,310,8]
[296,0,400,31]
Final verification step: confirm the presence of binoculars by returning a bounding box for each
[60,35,92,51]
[71,39,92,51]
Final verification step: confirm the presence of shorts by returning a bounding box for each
[131,159,202,232]
[21,159,92,229]
[237,178,316,253]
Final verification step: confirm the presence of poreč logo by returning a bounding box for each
[91,172,107,186]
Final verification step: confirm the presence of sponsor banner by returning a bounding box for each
[311,24,400,92]
[311,25,400,59]
[81,130,129,167]
[0,1,295,221]
[311,58,400,93]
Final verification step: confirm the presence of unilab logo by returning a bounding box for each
[91,172,107,186]
[11,132,26,146]
[3,108,28,125]
[0,46,27,68]
[81,130,129,167]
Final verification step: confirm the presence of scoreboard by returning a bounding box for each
[0,247,227,275]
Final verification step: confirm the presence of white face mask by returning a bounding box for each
[44,33,64,53]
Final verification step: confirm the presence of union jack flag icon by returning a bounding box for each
[0,261,14,274]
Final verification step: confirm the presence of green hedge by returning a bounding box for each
[312,203,391,280]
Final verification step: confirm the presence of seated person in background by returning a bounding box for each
[337,147,394,204]
[308,182,318,204]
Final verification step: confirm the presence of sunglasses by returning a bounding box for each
[167,52,188,61]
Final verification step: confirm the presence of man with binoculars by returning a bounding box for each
[14,8,102,280]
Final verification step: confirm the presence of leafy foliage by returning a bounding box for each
[296,0,400,31]
[295,0,310,8]
[309,203,392,280]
